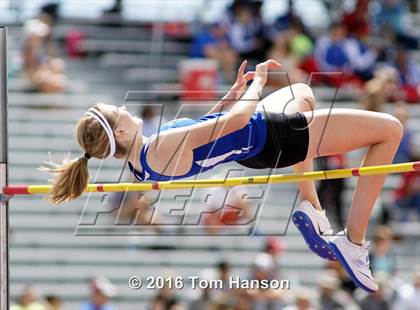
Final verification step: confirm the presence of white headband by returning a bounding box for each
[86,108,116,158]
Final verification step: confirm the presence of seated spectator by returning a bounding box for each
[267,21,310,87]
[141,106,166,138]
[317,154,347,230]
[189,268,219,310]
[11,286,45,310]
[393,102,419,163]
[345,36,377,81]
[360,67,398,112]
[314,22,348,71]
[151,271,184,310]
[325,260,357,294]
[191,262,255,309]
[22,18,66,93]
[216,261,231,291]
[341,0,370,38]
[242,253,285,308]
[44,295,62,310]
[372,0,419,50]
[200,186,253,235]
[269,3,314,45]
[270,3,300,35]
[288,20,314,62]
[190,23,238,82]
[317,270,357,309]
[266,33,298,87]
[392,265,420,310]
[37,3,60,55]
[314,22,376,87]
[393,102,420,220]
[108,191,161,233]
[341,0,380,82]
[283,288,314,310]
[81,277,117,310]
[227,1,265,61]
[263,237,284,279]
[360,272,393,310]
[394,170,420,221]
[103,0,122,15]
[392,48,420,103]
[224,0,264,28]
[314,22,353,86]
[370,226,396,275]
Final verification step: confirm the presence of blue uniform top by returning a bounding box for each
[128,111,267,181]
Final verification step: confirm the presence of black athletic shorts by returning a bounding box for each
[236,111,309,169]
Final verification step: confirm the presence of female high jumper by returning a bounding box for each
[43,60,403,293]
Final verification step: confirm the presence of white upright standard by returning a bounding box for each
[0,26,9,310]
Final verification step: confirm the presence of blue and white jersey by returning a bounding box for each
[128,111,267,181]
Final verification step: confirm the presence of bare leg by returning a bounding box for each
[303,108,403,243]
[256,83,321,210]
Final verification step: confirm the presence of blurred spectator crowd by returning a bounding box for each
[21,4,67,93]
[11,248,420,310]
[191,0,420,104]
[11,277,117,310]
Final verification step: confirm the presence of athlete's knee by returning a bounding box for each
[292,83,316,110]
[390,116,404,142]
[382,113,404,143]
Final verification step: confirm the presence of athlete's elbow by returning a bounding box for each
[230,112,249,129]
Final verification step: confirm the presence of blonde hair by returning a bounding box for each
[41,104,127,205]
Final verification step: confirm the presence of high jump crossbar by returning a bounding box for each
[3,161,420,195]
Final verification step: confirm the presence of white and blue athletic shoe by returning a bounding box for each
[330,231,378,293]
[292,200,337,261]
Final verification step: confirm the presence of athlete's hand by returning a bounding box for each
[254,59,282,86]
[229,60,255,100]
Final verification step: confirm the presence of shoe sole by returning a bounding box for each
[292,211,337,261]
[329,242,376,293]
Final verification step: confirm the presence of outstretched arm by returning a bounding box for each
[205,60,255,115]
[229,59,282,123]
[153,59,281,152]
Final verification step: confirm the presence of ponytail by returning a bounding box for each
[40,155,90,205]
[40,103,126,205]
